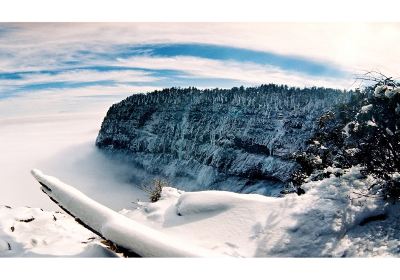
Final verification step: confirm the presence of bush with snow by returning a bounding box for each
[292,76,400,201]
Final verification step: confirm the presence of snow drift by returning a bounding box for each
[31,169,221,257]
[121,167,400,257]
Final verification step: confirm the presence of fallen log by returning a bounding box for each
[31,169,221,257]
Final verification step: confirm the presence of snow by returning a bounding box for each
[342,121,357,136]
[374,85,386,96]
[0,165,394,257]
[313,155,323,164]
[361,104,373,113]
[373,85,399,99]
[120,167,400,257]
[0,205,117,257]
[30,169,221,257]
[1,156,390,258]
[345,148,360,156]
[384,88,400,99]
[386,127,394,135]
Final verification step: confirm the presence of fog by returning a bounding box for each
[0,102,147,211]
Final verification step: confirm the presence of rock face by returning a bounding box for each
[96,85,351,195]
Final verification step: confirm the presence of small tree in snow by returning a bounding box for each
[139,179,168,203]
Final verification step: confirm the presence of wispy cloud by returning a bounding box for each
[114,55,350,88]
[120,43,346,77]
[0,23,398,110]
[0,68,159,94]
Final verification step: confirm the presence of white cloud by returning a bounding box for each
[0,69,159,90]
[0,23,398,112]
[1,23,399,77]
[115,56,353,89]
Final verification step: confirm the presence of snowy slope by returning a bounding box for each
[30,168,400,257]
[0,205,117,257]
[121,167,399,257]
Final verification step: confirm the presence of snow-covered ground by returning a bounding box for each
[7,167,397,257]
[120,167,400,257]
[0,205,117,257]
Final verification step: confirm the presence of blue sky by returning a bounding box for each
[118,43,346,77]
[0,42,348,100]
[0,23,398,104]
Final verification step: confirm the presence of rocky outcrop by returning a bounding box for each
[96,85,352,194]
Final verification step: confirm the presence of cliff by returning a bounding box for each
[96,85,351,195]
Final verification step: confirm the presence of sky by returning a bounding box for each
[0,23,399,209]
[0,23,399,116]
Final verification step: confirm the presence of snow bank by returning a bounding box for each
[0,205,116,257]
[121,167,398,257]
[31,169,221,257]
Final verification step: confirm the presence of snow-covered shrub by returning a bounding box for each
[292,75,400,201]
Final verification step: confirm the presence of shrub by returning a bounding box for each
[139,179,168,203]
[291,74,400,201]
